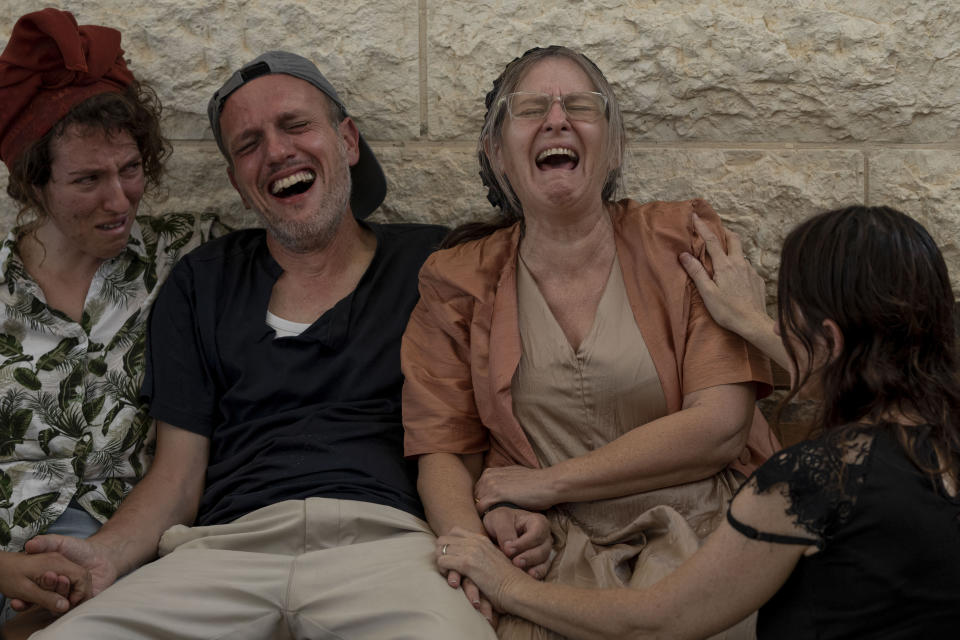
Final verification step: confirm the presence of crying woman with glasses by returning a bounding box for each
[402,46,776,639]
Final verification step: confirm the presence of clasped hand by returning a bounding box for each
[437,527,528,613]
[6,534,119,614]
[0,550,92,615]
[474,465,556,513]
[442,504,553,626]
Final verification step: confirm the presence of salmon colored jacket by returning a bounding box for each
[402,198,778,476]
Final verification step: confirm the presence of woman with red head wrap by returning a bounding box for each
[0,9,222,626]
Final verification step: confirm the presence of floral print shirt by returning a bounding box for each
[0,213,225,551]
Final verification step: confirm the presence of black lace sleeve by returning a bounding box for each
[732,425,876,546]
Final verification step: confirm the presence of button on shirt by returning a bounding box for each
[0,213,223,551]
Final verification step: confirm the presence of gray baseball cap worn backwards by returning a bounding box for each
[207,51,386,219]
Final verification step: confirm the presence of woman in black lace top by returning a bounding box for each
[434,205,960,639]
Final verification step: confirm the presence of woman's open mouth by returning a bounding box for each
[536,147,579,170]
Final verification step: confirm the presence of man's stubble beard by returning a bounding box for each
[258,138,353,254]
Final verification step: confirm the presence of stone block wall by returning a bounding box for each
[2,0,959,301]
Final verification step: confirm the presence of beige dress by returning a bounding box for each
[495,256,754,640]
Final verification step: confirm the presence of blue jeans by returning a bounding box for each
[0,503,100,622]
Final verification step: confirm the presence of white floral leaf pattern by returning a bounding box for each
[0,213,226,551]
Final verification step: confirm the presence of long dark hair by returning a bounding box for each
[777,205,960,483]
[443,45,626,248]
[7,82,169,235]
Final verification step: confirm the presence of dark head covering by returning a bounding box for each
[0,8,135,170]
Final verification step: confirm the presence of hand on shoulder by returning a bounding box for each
[679,213,770,335]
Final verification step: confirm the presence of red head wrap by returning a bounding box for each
[0,8,135,170]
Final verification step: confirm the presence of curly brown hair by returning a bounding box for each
[777,205,960,487]
[6,81,169,235]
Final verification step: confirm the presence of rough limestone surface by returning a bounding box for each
[622,148,865,294]
[870,150,960,279]
[0,0,420,141]
[373,144,491,228]
[429,1,960,143]
[1,0,959,300]
[137,144,250,228]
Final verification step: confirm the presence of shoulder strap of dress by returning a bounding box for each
[726,508,822,548]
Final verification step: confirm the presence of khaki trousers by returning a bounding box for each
[34,499,495,640]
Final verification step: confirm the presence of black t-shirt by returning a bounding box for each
[142,222,446,526]
[730,424,960,639]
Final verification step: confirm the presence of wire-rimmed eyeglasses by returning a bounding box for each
[500,91,608,122]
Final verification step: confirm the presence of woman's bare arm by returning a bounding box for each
[475,382,754,511]
[442,480,814,640]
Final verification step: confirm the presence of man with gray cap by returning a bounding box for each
[21,51,522,639]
